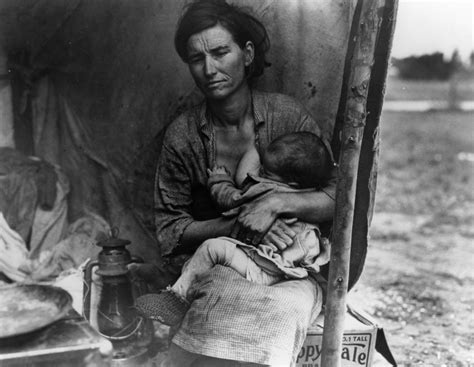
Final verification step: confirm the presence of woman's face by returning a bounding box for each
[186,24,254,100]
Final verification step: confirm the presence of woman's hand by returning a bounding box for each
[261,218,297,251]
[230,195,277,245]
[231,195,294,250]
[230,189,335,248]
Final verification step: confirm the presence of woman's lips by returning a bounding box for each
[207,80,223,88]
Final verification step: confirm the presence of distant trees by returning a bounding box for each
[392,51,467,80]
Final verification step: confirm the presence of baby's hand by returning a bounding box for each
[207,165,231,177]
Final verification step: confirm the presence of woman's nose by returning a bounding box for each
[204,56,217,77]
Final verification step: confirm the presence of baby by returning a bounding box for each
[136,131,333,326]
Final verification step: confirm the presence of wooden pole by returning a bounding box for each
[0,47,14,148]
[321,0,387,365]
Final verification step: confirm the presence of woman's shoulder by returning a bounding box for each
[166,107,199,132]
[163,105,202,144]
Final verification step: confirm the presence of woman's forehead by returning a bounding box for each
[187,24,236,53]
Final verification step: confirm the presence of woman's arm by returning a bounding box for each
[155,120,241,256]
[231,162,337,248]
[230,134,337,249]
[180,216,236,250]
[231,190,334,239]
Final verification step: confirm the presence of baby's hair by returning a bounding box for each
[262,132,332,189]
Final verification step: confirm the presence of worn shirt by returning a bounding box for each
[154,90,336,257]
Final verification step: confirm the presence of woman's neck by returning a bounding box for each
[208,84,252,128]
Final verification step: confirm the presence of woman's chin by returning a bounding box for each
[205,89,231,100]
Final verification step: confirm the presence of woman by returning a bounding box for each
[153,0,336,365]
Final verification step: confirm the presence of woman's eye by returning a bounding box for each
[188,56,203,64]
[214,51,228,58]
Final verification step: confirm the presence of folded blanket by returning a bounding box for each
[172,265,323,366]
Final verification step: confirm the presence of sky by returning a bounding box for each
[391,0,473,61]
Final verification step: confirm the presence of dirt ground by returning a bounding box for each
[348,110,474,366]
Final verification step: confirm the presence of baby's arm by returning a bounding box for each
[235,146,261,187]
[207,165,247,211]
[207,165,231,177]
[208,147,261,211]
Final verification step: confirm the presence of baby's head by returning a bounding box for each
[261,132,332,189]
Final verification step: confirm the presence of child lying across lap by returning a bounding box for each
[136,131,332,326]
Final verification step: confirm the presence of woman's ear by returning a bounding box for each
[244,41,255,66]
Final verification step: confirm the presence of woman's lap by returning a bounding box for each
[170,265,323,366]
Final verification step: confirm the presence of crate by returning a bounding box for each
[296,306,377,367]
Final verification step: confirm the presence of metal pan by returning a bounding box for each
[0,284,72,339]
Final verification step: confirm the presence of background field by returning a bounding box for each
[385,75,474,102]
[350,107,474,365]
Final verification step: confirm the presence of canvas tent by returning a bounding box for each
[0,0,399,365]
[0,0,368,275]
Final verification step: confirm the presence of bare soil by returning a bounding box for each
[348,110,474,366]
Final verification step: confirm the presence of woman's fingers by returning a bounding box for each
[262,233,288,251]
[262,219,297,251]
[231,212,298,250]
[231,204,276,243]
[274,219,296,242]
[230,197,298,246]
[272,226,293,245]
[230,221,240,239]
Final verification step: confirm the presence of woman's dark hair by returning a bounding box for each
[174,0,271,81]
[262,132,332,190]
